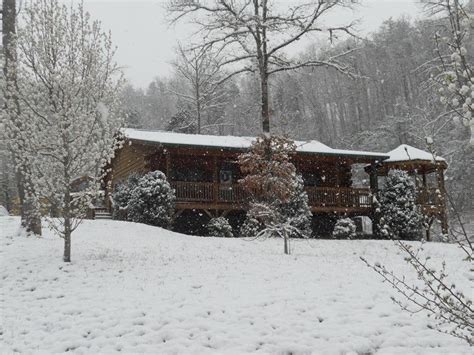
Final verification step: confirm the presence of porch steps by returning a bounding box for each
[94,208,112,220]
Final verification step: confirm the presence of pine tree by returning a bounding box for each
[378,169,424,240]
[281,174,312,239]
[111,173,141,220]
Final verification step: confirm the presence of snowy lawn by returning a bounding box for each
[0,216,471,354]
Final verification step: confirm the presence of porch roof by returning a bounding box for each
[385,144,445,163]
[123,129,389,160]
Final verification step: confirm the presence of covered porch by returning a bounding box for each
[170,181,374,214]
[373,144,449,236]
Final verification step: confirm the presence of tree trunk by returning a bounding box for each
[284,233,289,255]
[196,100,201,134]
[261,72,270,133]
[63,227,71,262]
[259,1,270,134]
[2,0,42,235]
[63,190,72,262]
[17,169,42,235]
[195,70,201,134]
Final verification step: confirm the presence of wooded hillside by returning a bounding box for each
[117,17,473,212]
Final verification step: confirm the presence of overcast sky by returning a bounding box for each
[81,0,424,89]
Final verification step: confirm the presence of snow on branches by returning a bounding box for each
[239,134,298,203]
[127,171,176,228]
[238,134,311,253]
[424,0,474,144]
[377,170,424,240]
[2,0,124,261]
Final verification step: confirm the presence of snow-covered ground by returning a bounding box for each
[0,216,471,354]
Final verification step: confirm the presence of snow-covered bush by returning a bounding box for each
[240,213,265,238]
[206,217,233,238]
[332,218,356,239]
[111,173,141,220]
[128,171,175,228]
[0,205,9,216]
[378,170,424,240]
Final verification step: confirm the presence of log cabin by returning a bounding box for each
[104,129,448,237]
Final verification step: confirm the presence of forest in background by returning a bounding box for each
[1,15,473,213]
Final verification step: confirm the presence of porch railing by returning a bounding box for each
[305,186,373,208]
[171,181,374,209]
[170,181,248,204]
[170,181,444,210]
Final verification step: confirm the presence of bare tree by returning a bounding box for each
[171,45,228,133]
[168,0,359,133]
[1,0,42,235]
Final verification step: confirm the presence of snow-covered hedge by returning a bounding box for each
[206,217,233,238]
[125,171,175,228]
[333,218,357,239]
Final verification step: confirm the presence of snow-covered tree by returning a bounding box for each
[424,0,474,144]
[3,0,124,261]
[2,0,42,235]
[378,170,424,240]
[127,171,175,228]
[333,218,357,239]
[111,173,141,220]
[283,174,312,238]
[206,217,233,238]
[238,134,311,253]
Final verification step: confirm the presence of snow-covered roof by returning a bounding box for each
[123,129,388,159]
[385,144,445,163]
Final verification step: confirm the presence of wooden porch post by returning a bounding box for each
[421,169,432,241]
[213,156,219,203]
[437,167,448,235]
[369,163,378,191]
[369,162,380,237]
[165,150,171,179]
[422,171,427,188]
[335,162,341,206]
